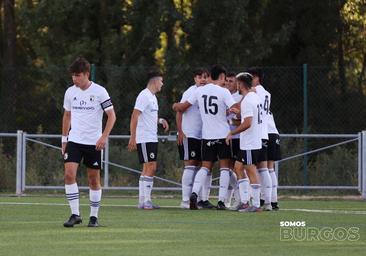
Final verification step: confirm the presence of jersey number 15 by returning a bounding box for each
[202,95,218,115]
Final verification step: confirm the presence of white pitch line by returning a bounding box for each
[1,202,366,214]
[282,208,366,215]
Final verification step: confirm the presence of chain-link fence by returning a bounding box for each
[1,65,365,134]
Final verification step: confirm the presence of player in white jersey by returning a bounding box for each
[225,72,263,212]
[128,70,169,210]
[247,67,273,211]
[176,68,215,209]
[224,72,242,209]
[173,65,237,210]
[62,57,116,227]
[267,111,281,210]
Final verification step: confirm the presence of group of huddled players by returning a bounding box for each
[172,65,281,212]
[61,57,281,228]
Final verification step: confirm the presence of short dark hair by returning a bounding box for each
[227,71,236,78]
[210,65,227,80]
[69,57,90,74]
[247,67,263,82]
[236,72,253,88]
[147,68,163,81]
[193,68,209,77]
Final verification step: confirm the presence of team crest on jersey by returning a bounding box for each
[64,153,68,160]
[89,95,95,102]
[191,151,196,157]
[150,153,155,159]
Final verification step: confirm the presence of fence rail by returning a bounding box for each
[1,130,365,199]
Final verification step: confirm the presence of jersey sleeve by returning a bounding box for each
[242,98,255,119]
[187,91,197,105]
[180,88,190,103]
[100,88,113,111]
[224,89,236,108]
[134,92,149,112]
[63,88,71,111]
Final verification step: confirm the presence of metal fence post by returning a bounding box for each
[16,130,23,195]
[358,132,362,193]
[362,131,366,199]
[303,63,308,185]
[22,132,27,192]
[104,138,109,188]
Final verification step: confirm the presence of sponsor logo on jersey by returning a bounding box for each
[80,100,87,106]
[150,152,155,159]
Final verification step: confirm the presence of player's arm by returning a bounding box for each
[176,112,185,145]
[225,117,252,145]
[96,108,116,151]
[158,117,169,132]
[172,101,192,113]
[61,110,71,155]
[128,109,141,151]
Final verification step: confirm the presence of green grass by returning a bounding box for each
[0,196,365,256]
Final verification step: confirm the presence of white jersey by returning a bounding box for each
[240,92,262,150]
[228,91,243,139]
[268,112,279,134]
[188,83,235,140]
[255,85,271,140]
[63,82,113,145]
[134,88,159,143]
[180,85,202,139]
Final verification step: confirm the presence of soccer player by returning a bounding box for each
[224,72,242,208]
[176,68,215,209]
[247,67,273,211]
[128,70,169,210]
[267,112,281,210]
[225,72,263,212]
[173,65,236,210]
[62,57,116,228]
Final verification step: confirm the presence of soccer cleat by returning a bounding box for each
[262,203,272,211]
[216,201,227,210]
[189,192,198,210]
[228,200,241,211]
[143,201,160,210]
[271,202,280,211]
[239,205,262,213]
[230,202,249,211]
[63,214,82,228]
[260,199,265,207]
[180,200,190,209]
[87,216,99,227]
[201,200,216,209]
[197,200,204,209]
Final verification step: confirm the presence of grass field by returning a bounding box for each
[0,196,365,256]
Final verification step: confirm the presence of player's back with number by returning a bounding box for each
[189,83,234,140]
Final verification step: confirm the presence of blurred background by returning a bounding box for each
[0,0,365,192]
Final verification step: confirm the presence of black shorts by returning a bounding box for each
[201,139,232,162]
[178,137,201,161]
[137,142,158,164]
[237,149,260,165]
[230,138,240,160]
[257,139,269,162]
[268,133,281,161]
[64,141,102,169]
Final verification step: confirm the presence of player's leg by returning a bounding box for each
[179,138,200,209]
[239,149,262,212]
[82,144,103,227]
[226,138,240,208]
[63,142,82,227]
[268,133,281,210]
[232,152,250,211]
[257,139,272,211]
[216,139,232,210]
